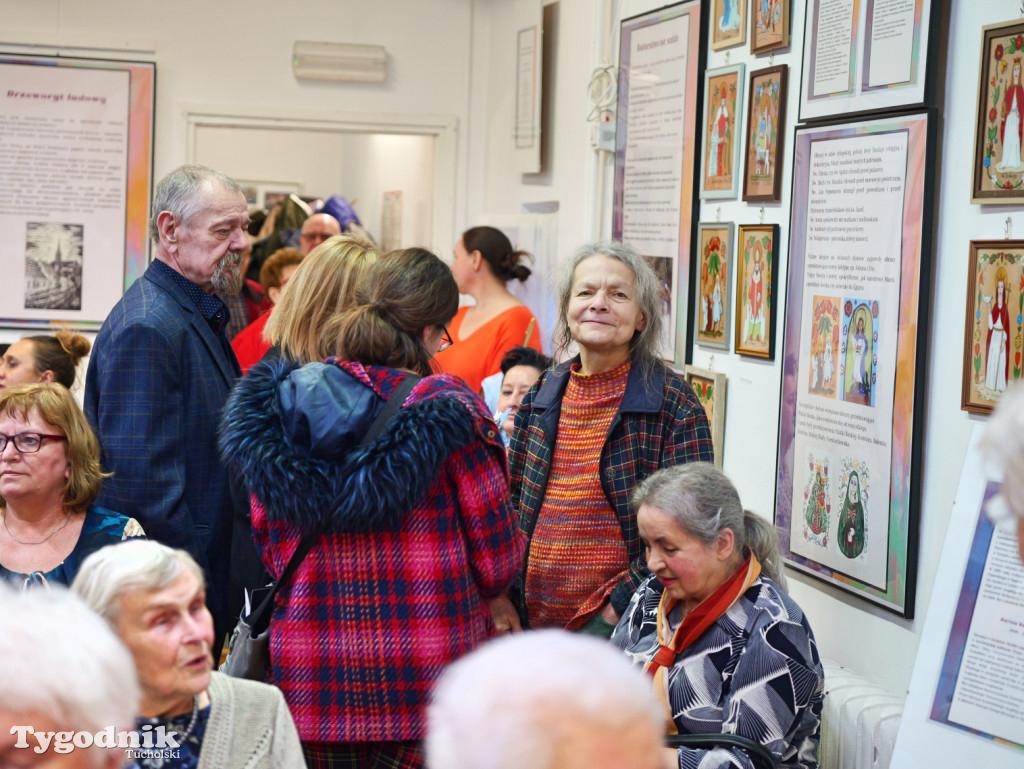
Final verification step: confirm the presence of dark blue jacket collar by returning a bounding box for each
[533,354,666,414]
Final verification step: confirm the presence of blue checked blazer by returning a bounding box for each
[84,261,241,626]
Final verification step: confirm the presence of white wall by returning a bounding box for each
[192,126,434,247]
[0,0,474,346]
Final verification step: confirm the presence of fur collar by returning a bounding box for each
[220,359,477,532]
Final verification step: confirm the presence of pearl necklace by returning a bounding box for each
[174,695,201,744]
[1,510,73,545]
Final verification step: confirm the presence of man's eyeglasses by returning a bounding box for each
[438,325,454,353]
[300,231,333,243]
[0,432,67,453]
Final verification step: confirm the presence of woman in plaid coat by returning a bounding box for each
[221,248,526,769]
[502,241,714,637]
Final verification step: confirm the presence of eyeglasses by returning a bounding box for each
[300,231,333,243]
[0,432,67,453]
[438,325,454,353]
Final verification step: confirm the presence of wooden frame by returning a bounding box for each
[961,240,1024,414]
[775,110,935,616]
[699,64,745,200]
[735,223,779,358]
[694,222,734,351]
[971,21,1024,204]
[743,65,788,203]
[751,0,790,54]
[798,0,937,123]
[685,365,727,468]
[711,0,747,51]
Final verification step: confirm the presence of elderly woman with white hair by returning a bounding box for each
[427,630,667,769]
[612,463,824,769]
[0,584,139,769]
[71,540,304,769]
[981,380,1024,562]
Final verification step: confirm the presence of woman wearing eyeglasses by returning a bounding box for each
[0,383,143,588]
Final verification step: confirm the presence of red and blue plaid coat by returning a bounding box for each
[507,356,714,622]
[220,358,526,743]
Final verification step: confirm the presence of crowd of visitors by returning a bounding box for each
[0,163,829,769]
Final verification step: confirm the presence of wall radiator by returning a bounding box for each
[819,660,904,769]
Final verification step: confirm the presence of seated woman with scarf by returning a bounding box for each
[612,463,824,769]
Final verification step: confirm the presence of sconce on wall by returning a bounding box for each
[292,41,387,83]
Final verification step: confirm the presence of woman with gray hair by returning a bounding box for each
[0,584,139,769]
[980,381,1024,562]
[612,463,824,769]
[501,240,714,636]
[71,540,304,769]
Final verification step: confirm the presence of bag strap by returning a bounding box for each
[247,373,421,626]
[664,733,778,769]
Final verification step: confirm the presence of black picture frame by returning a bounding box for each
[774,109,936,617]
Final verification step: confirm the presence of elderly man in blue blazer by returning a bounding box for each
[85,164,249,633]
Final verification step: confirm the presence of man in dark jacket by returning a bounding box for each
[84,164,249,634]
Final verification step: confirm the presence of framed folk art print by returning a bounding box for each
[751,0,790,54]
[684,365,726,467]
[694,222,734,350]
[743,65,788,203]
[700,64,745,200]
[962,240,1024,413]
[735,223,779,358]
[972,21,1024,204]
[711,0,747,51]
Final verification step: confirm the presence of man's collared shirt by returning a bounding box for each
[151,258,231,335]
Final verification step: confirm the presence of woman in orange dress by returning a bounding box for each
[434,227,542,393]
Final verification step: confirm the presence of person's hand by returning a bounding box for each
[486,594,522,634]
[662,747,679,769]
[598,600,620,625]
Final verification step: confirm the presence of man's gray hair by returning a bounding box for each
[72,539,206,625]
[553,240,664,365]
[0,584,139,740]
[426,630,663,769]
[981,381,1024,522]
[148,163,243,243]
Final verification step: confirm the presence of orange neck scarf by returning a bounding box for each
[644,554,761,733]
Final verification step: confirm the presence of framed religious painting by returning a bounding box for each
[699,64,745,200]
[751,0,790,54]
[972,22,1024,204]
[735,223,779,358]
[694,222,734,350]
[961,240,1024,414]
[711,0,747,51]
[743,65,788,203]
[776,110,936,617]
[684,365,727,467]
